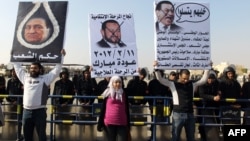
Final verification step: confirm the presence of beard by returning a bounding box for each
[105,35,120,44]
[30,71,40,78]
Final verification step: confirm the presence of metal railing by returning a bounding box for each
[0,94,249,141]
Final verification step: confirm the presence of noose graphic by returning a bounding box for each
[17,2,60,49]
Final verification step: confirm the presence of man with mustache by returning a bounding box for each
[97,19,126,48]
[155,0,183,33]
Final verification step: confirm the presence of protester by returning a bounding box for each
[153,61,210,141]
[97,75,130,141]
[13,49,66,141]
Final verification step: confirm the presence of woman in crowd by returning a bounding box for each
[97,75,130,141]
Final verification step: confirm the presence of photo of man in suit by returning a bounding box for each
[97,19,126,48]
[155,0,183,33]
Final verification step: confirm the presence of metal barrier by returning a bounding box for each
[0,95,23,140]
[0,94,250,141]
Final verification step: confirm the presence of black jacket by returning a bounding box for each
[0,76,6,103]
[218,79,241,106]
[241,81,250,108]
[77,77,98,104]
[126,76,148,105]
[96,79,109,103]
[6,77,23,103]
[53,79,75,105]
[197,80,220,107]
[148,78,171,106]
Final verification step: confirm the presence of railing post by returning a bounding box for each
[49,95,55,141]
[17,97,22,140]
[152,97,156,141]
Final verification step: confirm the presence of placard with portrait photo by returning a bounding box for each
[10,1,68,63]
[154,0,210,70]
[89,13,138,78]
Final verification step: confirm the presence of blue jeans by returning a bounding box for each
[172,112,195,141]
[22,108,47,141]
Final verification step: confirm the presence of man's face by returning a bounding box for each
[102,22,121,44]
[156,3,175,26]
[179,73,190,84]
[207,78,215,84]
[83,71,90,79]
[169,73,176,81]
[11,70,17,78]
[139,74,145,80]
[30,65,40,78]
[226,72,234,80]
[61,73,68,80]
[24,18,50,44]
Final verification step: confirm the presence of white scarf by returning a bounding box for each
[101,76,123,101]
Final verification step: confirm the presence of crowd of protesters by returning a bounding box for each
[1,63,250,141]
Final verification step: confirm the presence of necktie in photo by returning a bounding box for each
[164,26,168,32]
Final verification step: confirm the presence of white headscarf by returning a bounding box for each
[101,75,123,101]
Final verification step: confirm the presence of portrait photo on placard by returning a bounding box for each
[11,1,68,63]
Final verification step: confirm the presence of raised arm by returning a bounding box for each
[13,63,26,84]
[193,69,209,88]
[43,49,66,85]
[153,61,171,87]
